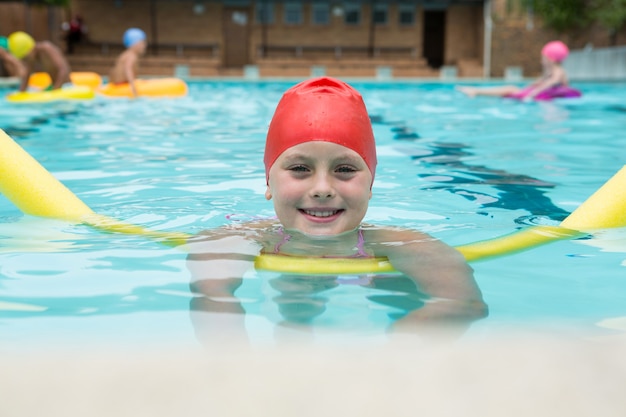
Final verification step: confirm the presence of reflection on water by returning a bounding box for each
[189,268,481,348]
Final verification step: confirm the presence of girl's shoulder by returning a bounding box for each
[361,224,435,248]
[361,224,459,257]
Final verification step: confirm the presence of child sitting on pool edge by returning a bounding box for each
[457,40,576,101]
[108,28,147,98]
[7,31,71,92]
[186,76,488,341]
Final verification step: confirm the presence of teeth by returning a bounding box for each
[304,210,337,217]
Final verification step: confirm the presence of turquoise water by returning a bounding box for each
[1,80,626,349]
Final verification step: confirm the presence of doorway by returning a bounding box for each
[422,10,446,68]
[223,6,251,68]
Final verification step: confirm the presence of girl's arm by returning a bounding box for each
[523,67,566,100]
[374,229,488,336]
[123,53,138,97]
[185,232,261,347]
[41,42,70,90]
[18,62,31,92]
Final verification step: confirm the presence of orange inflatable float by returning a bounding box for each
[28,72,103,90]
[97,78,188,98]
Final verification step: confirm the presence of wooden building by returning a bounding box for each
[1,0,485,78]
[1,0,624,79]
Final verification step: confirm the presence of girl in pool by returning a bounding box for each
[457,41,576,101]
[187,77,487,342]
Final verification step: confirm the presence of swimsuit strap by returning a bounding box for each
[350,228,369,258]
[273,227,291,253]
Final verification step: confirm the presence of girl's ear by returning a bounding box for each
[265,187,272,200]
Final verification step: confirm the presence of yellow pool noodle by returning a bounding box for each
[255,254,396,275]
[1,127,625,267]
[0,129,189,247]
[456,165,626,262]
[455,225,583,262]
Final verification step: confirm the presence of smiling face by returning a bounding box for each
[266,141,373,236]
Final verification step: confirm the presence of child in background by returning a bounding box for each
[7,31,71,92]
[457,40,573,100]
[186,77,487,343]
[108,28,147,98]
[0,36,27,79]
[63,14,86,54]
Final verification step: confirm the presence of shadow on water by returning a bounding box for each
[370,114,571,223]
[1,102,102,139]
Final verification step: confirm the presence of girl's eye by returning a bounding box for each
[336,165,357,173]
[288,165,309,172]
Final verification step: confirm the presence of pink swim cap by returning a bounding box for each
[264,76,377,184]
[541,41,569,63]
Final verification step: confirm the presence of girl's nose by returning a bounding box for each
[310,174,334,199]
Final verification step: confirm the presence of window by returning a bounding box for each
[344,3,361,25]
[398,4,416,26]
[256,2,275,24]
[312,2,330,25]
[284,2,303,25]
[373,4,388,25]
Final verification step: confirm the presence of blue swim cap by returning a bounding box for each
[123,28,146,48]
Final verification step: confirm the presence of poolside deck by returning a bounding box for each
[2,331,625,417]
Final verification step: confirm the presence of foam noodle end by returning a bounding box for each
[560,165,626,230]
[0,129,93,221]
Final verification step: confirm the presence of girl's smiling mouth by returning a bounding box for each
[300,209,344,219]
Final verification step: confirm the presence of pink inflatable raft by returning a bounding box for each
[506,85,582,101]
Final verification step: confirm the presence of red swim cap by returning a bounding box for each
[264,76,377,184]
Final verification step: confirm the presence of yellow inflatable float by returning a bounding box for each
[6,86,95,103]
[97,78,188,98]
[0,127,625,273]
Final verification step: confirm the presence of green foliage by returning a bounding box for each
[591,0,626,32]
[530,0,591,32]
[512,0,626,34]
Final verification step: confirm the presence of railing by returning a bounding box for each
[157,43,220,57]
[257,45,418,59]
[77,41,219,57]
[565,45,626,80]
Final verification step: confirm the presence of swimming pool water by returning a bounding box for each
[1,80,625,349]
